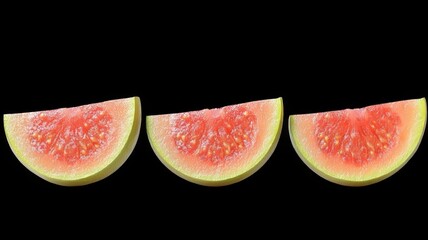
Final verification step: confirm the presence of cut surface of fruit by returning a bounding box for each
[3,96,142,186]
[146,97,283,186]
[289,97,427,186]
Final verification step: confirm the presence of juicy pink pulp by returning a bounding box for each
[315,105,400,166]
[28,106,113,164]
[171,105,257,165]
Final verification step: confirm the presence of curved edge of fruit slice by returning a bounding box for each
[3,96,142,186]
[288,97,427,187]
[146,97,284,187]
[89,97,142,186]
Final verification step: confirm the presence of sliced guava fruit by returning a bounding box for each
[289,97,427,186]
[3,96,142,186]
[146,97,284,186]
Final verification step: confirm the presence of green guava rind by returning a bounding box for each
[289,97,427,187]
[3,96,142,186]
[146,97,284,186]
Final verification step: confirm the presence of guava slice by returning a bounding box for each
[146,97,284,186]
[3,96,142,186]
[289,97,427,186]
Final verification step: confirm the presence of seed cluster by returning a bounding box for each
[28,106,113,163]
[172,106,257,164]
[315,106,400,166]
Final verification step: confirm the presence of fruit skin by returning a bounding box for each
[146,97,284,187]
[289,97,427,187]
[3,96,142,186]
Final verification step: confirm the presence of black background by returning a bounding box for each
[2,4,426,235]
